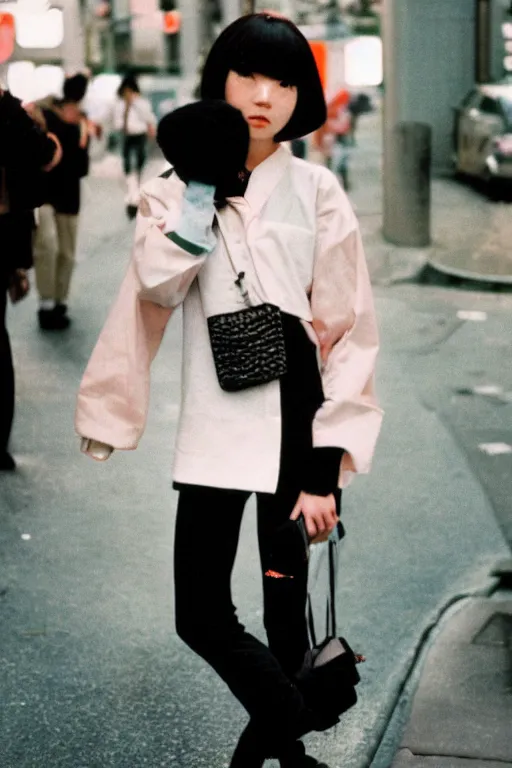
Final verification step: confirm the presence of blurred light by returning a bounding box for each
[82,73,122,122]
[163,10,181,34]
[344,36,383,87]
[7,60,36,101]
[15,8,63,49]
[0,12,15,64]
[34,65,64,100]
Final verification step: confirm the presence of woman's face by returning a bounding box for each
[225,71,298,142]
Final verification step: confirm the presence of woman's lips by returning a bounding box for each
[248,115,270,125]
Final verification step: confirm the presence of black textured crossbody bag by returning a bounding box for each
[206,220,287,392]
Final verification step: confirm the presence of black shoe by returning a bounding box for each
[126,204,138,220]
[54,302,68,317]
[0,451,16,471]
[279,742,330,768]
[38,308,71,331]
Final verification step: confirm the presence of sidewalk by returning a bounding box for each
[346,110,512,768]
[391,591,512,768]
[347,110,512,287]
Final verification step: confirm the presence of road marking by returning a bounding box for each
[473,385,503,396]
[478,442,512,456]
[457,310,487,322]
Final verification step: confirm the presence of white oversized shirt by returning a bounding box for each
[76,146,383,492]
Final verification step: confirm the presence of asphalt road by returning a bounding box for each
[1,152,511,768]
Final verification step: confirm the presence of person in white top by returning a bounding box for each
[77,13,382,768]
[113,74,157,217]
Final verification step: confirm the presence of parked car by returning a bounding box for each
[453,83,512,192]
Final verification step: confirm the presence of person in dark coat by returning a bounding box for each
[0,86,61,470]
[32,73,91,330]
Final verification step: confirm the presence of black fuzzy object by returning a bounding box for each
[156,99,249,194]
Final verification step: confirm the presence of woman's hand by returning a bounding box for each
[80,438,114,462]
[290,492,339,544]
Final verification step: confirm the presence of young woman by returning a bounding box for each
[76,13,383,768]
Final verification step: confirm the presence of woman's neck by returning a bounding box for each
[245,140,279,172]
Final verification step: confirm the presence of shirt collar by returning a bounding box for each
[228,144,291,218]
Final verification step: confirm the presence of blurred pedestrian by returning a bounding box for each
[0,85,61,470]
[32,73,91,330]
[113,74,157,219]
[75,13,382,768]
[316,88,353,189]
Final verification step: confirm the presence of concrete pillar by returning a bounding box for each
[221,0,241,26]
[382,0,475,177]
[61,0,86,74]
[383,122,432,247]
[179,0,201,80]
[475,0,492,83]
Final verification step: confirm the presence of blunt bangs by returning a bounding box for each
[200,14,327,142]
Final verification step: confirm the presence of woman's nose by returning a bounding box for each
[253,80,272,106]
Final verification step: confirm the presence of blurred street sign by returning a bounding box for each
[163,9,180,34]
[0,12,15,63]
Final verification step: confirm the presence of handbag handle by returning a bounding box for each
[306,539,338,646]
[306,522,345,646]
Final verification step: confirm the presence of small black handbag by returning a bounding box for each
[295,530,365,730]
[206,221,287,392]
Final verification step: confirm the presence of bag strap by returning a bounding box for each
[327,539,337,638]
[214,214,252,307]
[306,594,317,648]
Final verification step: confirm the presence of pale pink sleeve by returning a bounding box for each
[75,177,206,450]
[74,260,173,450]
[311,169,384,487]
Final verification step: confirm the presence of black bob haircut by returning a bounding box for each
[200,13,327,143]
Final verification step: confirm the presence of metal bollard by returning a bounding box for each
[383,121,432,247]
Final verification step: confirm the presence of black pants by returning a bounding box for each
[0,279,14,452]
[174,479,310,752]
[0,212,32,454]
[175,479,342,754]
[122,133,147,176]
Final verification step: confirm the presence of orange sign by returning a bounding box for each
[0,13,15,65]
[163,10,181,35]
[309,40,327,92]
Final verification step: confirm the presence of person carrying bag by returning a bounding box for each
[76,13,383,768]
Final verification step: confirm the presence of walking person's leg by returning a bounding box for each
[123,135,139,218]
[135,134,147,179]
[173,484,310,766]
[33,204,61,329]
[54,212,78,322]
